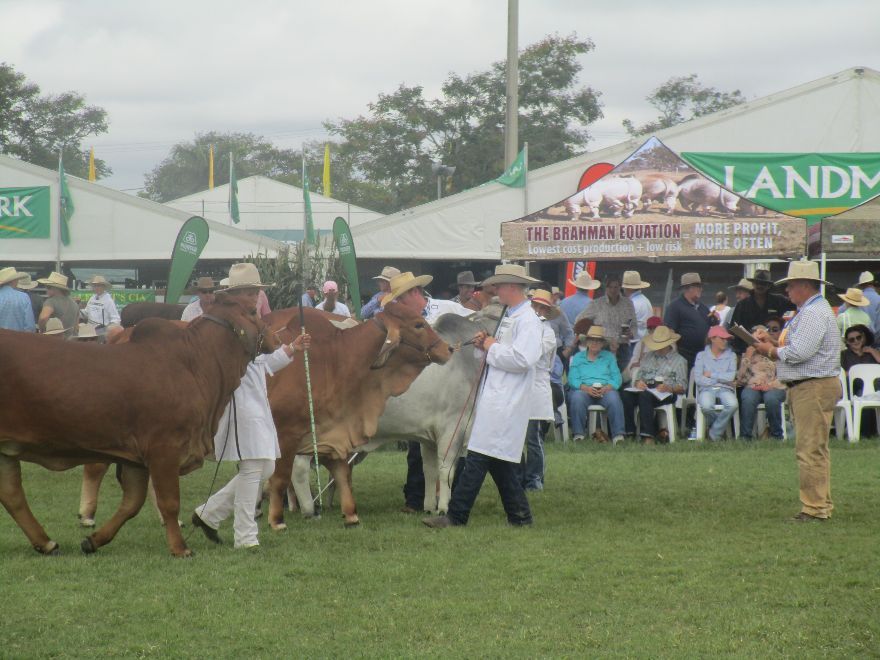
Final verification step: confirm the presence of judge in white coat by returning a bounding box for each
[521,289,560,491]
[424,264,543,528]
[191,263,310,550]
[85,275,122,341]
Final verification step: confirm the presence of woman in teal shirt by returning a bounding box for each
[568,325,624,443]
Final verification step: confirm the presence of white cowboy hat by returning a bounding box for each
[37,272,70,291]
[223,263,273,290]
[567,271,600,291]
[373,266,401,282]
[42,318,67,335]
[856,271,876,287]
[839,287,870,307]
[621,270,650,289]
[88,275,112,288]
[643,325,680,351]
[729,278,754,291]
[0,267,27,286]
[75,323,99,339]
[381,271,433,306]
[481,264,539,287]
[528,289,560,319]
[775,260,831,286]
[16,273,37,290]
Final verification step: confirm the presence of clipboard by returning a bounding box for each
[729,323,758,347]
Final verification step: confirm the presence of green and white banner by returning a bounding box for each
[0,186,50,238]
[71,289,157,308]
[165,216,210,305]
[681,153,880,225]
[332,216,361,319]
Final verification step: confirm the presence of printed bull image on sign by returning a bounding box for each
[501,137,807,261]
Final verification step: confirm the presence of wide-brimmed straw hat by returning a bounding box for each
[223,263,273,290]
[37,272,70,291]
[373,266,400,282]
[679,273,702,288]
[529,289,560,319]
[775,260,831,286]
[729,278,754,292]
[88,275,112,288]
[455,271,478,287]
[43,318,67,335]
[839,287,870,307]
[568,271,600,291]
[857,271,876,287]
[643,325,680,350]
[621,270,650,289]
[381,271,434,306]
[16,273,37,290]
[481,264,539,287]
[192,276,217,292]
[584,325,606,341]
[75,323,99,339]
[0,267,27,286]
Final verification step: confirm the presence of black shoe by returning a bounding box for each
[191,512,222,543]
[788,512,828,523]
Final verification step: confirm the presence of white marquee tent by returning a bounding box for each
[0,155,284,264]
[352,67,880,261]
[167,175,383,243]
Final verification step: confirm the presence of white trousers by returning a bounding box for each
[196,458,274,548]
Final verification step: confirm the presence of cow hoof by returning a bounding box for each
[271,522,288,532]
[78,516,96,528]
[343,520,360,529]
[173,549,194,558]
[34,540,60,555]
[81,537,97,554]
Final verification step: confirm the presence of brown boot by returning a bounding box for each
[592,429,610,444]
[655,429,670,444]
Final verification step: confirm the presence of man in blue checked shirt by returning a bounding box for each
[0,267,35,332]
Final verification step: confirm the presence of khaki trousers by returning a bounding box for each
[787,377,840,518]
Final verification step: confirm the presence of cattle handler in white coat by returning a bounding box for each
[424,264,543,528]
[192,263,310,549]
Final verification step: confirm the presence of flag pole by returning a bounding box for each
[55,152,62,272]
[302,146,311,278]
[228,154,233,226]
[523,141,529,217]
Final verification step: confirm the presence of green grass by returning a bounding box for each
[2,439,879,658]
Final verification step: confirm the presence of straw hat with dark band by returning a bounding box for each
[775,260,831,286]
[381,271,433,306]
[642,326,680,351]
[37,272,70,291]
[529,288,560,319]
[480,264,539,287]
[223,263,273,290]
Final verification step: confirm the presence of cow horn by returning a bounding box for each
[371,322,400,368]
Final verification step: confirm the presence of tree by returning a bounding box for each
[324,33,603,214]
[0,62,111,178]
[141,132,300,202]
[623,74,745,137]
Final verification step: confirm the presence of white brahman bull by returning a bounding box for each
[565,176,643,220]
[677,174,739,216]
[290,308,502,516]
[638,175,679,215]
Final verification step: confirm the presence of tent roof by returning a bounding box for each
[167,175,383,243]
[352,66,880,260]
[0,154,285,262]
[826,194,880,220]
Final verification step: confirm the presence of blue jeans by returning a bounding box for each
[521,420,545,490]
[570,388,625,438]
[698,388,738,440]
[739,387,786,439]
[448,451,533,526]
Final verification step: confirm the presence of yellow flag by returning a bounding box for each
[88,147,96,182]
[322,143,331,197]
[208,145,214,190]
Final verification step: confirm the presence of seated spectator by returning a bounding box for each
[737,321,787,440]
[568,326,625,444]
[836,288,872,339]
[709,291,732,327]
[841,324,880,397]
[622,326,688,444]
[694,325,738,440]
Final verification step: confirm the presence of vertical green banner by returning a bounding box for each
[165,216,210,304]
[332,216,361,320]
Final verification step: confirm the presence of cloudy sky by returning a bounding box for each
[3,0,878,192]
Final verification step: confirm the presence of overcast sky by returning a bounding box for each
[3,0,878,192]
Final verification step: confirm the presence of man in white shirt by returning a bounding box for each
[181,277,217,322]
[316,280,351,317]
[85,275,122,341]
[424,263,542,528]
[622,270,653,342]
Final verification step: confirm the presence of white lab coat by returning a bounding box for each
[529,320,557,421]
[213,347,293,461]
[425,298,472,322]
[467,302,543,462]
[85,292,120,326]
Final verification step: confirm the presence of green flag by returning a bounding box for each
[332,216,361,320]
[59,156,75,245]
[303,159,317,245]
[495,147,526,188]
[228,156,240,223]
[165,216,210,304]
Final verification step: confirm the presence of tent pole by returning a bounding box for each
[820,251,827,297]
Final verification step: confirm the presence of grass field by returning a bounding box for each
[1,439,879,658]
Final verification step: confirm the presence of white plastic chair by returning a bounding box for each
[848,363,880,442]
[587,405,609,437]
[833,368,853,442]
[679,368,698,439]
[555,398,570,444]
[695,388,740,440]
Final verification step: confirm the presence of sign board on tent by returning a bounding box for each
[818,194,880,257]
[500,137,807,262]
[0,186,50,238]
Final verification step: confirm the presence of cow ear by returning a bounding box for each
[371,321,401,368]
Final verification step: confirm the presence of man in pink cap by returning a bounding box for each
[317,280,350,317]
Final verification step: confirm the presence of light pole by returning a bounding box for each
[431,162,456,200]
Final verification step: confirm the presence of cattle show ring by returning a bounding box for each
[2,65,880,658]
